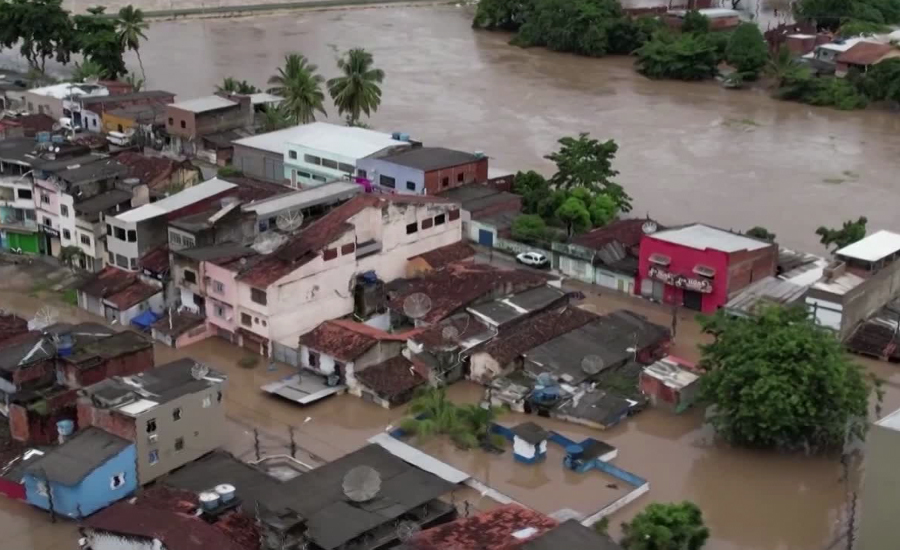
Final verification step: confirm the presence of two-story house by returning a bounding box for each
[357,147,489,196]
[219,194,462,358]
[77,358,227,485]
[75,90,176,133]
[165,95,253,161]
[22,82,108,122]
[0,175,39,253]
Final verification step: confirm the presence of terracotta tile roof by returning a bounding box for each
[219,175,291,202]
[329,319,415,341]
[151,311,205,337]
[410,241,475,269]
[77,266,137,298]
[837,42,894,66]
[106,279,162,310]
[115,152,185,189]
[139,245,170,274]
[386,263,549,324]
[298,320,379,361]
[481,305,598,366]
[16,113,55,134]
[571,218,657,250]
[354,356,425,401]
[411,504,557,550]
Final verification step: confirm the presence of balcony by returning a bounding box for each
[355,240,382,259]
[0,218,39,233]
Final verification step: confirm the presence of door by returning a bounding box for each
[652,281,664,301]
[683,290,703,311]
[291,169,297,187]
[478,229,494,246]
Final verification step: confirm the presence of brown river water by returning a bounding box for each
[1,5,900,549]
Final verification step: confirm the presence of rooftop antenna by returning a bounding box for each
[581,354,605,376]
[403,292,432,322]
[342,466,381,503]
[275,208,304,233]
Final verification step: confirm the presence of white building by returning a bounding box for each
[22,82,109,122]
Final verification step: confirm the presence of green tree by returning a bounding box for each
[267,53,326,124]
[514,170,551,215]
[512,214,550,243]
[622,501,709,550]
[725,23,768,78]
[260,103,291,132]
[555,197,591,236]
[699,306,878,451]
[327,48,385,126]
[216,77,260,94]
[124,72,143,91]
[545,133,632,212]
[537,188,568,220]
[816,216,868,251]
[589,193,618,226]
[515,0,624,57]
[607,15,665,54]
[636,32,720,81]
[117,5,148,84]
[766,46,806,86]
[400,387,503,450]
[472,0,533,30]
[746,226,776,242]
[838,18,890,36]
[680,9,710,34]
[859,57,900,103]
[74,7,127,79]
[795,0,900,30]
[0,0,76,72]
[71,59,107,82]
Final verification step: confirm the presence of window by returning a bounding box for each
[214,304,226,318]
[217,390,223,403]
[173,407,182,421]
[308,351,318,367]
[17,188,31,200]
[434,214,446,226]
[338,163,354,174]
[127,230,136,243]
[106,223,112,236]
[311,175,327,183]
[110,473,125,489]
[406,181,416,191]
[457,172,464,182]
[60,205,68,217]
[421,218,433,229]
[406,222,418,234]
[380,175,396,189]
[254,317,259,324]
[289,150,297,160]
[41,193,49,204]
[169,231,183,246]
[183,236,195,248]
[130,257,137,270]
[298,171,311,179]
[80,234,91,246]
[168,117,174,125]
[212,280,224,294]
[114,227,126,240]
[180,120,186,129]
[183,270,197,284]
[241,312,252,326]
[304,154,321,165]
[148,450,159,465]
[202,396,212,408]
[24,210,35,221]
[43,217,51,227]
[321,158,338,170]
[146,418,157,433]
[341,243,355,255]
[175,437,184,451]
[357,169,367,179]
[442,177,449,188]
[251,287,267,305]
[116,254,128,268]
[323,248,338,261]
[62,229,71,240]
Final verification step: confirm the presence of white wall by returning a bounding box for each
[82,110,102,133]
[513,436,536,458]
[299,345,339,376]
[470,352,503,384]
[806,296,842,331]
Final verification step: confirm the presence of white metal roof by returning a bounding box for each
[877,407,900,431]
[818,38,873,52]
[169,95,237,113]
[115,177,236,223]
[650,224,770,252]
[368,432,470,483]
[28,82,108,99]
[232,125,310,154]
[283,122,408,159]
[836,230,900,263]
[248,92,283,105]
[242,180,361,217]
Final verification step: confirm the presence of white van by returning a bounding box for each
[106,131,132,147]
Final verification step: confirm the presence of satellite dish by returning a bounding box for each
[441,325,460,341]
[396,521,422,541]
[29,306,58,331]
[403,292,432,320]
[275,209,304,233]
[642,221,658,235]
[342,466,381,502]
[191,363,210,380]
[581,355,605,376]
[252,231,287,254]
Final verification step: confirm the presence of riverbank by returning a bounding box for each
[62,0,457,18]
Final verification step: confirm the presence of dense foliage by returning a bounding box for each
[725,23,768,79]
[858,58,900,103]
[73,7,128,79]
[680,9,710,35]
[775,63,869,110]
[472,0,533,30]
[514,0,624,57]
[267,53,327,124]
[217,77,260,94]
[622,501,710,550]
[327,48,385,126]
[795,0,900,31]
[746,226,776,242]
[699,306,878,451]
[635,32,720,81]
[545,133,632,212]
[400,387,504,450]
[0,0,74,72]
[816,216,868,250]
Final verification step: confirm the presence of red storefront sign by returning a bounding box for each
[648,266,713,294]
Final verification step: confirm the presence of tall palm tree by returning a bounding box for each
[125,72,144,92]
[267,53,326,124]
[217,77,260,94]
[117,5,149,84]
[327,48,385,126]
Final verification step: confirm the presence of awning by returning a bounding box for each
[130,309,161,330]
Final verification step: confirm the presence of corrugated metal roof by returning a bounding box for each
[242,180,361,217]
[114,178,235,222]
[368,433,470,484]
[725,276,808,315]
[836,230,900,263]
[650,224,770,253]
[168,95,237,113]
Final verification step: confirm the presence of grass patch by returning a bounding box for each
[238,355,260,369]
[62,289,77,306]
[823,177,846,185]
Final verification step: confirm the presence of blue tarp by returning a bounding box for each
[130,310,161,330]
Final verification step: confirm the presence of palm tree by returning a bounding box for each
[117,6,149,84]
[400,387,502,450]
[124,72,144,92]
[267,53,326,124]
[72,60,108,82]
[260,104,291,132]
[327,48,385,126]
[216,77,260,94]
[766,47,805,87]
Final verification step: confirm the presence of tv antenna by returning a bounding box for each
[581,354,605,376]
[191,363,210,380]
[403,292,432,321]
[342,466,382,503]
[275,208,304,233]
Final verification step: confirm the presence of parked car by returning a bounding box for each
[516,251,550,268]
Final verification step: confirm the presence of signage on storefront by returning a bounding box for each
[40,225,59,238]
[648,266,713,294]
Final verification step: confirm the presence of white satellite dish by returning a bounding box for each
[29,306,58,331]
[581,354,605,376]
[191,363,210,380]
[403,293,432,320]
[275,208,304,233]
[642,221,658,234]
[252,231,287,255]
[441,325,460,341]
[343,466,382,502]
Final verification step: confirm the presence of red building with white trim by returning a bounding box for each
[637,224,777,313]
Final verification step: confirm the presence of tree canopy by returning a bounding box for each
[400,387,504,450]
[217,77,260,94]
[327,48,385,126]
[268,53,327,124]
[698,306,877,451]
[555,197,592,236]
[472,0,533,30]
[680,10,710,34]
[859,58,900,103]
[0,0,75,72]
[74,7,127,79]
[635,32,720,81]
[513,0,625,57]
[545,133,632,212]
[816,216,868,251]
[622,501,710,550]
[725,23,768,78]
[511,214,551,243]
[746,226,776,242]
[117,5,148,83]
[795,0,900,31]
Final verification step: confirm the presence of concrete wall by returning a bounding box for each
[423,158,488,196]
[859,420,900,550]
[638,237,730,313]
[62,346,154,388]
[232,144,287,185]
[356,157,424,195]
[22,92,63,119]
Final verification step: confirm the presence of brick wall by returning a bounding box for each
[11,359,56,390]
[424,158,489,195]
[727,245,778,295]
[471,194,522,219]
[9,390,78,444]
[64,346,154,388]
[77,400,136,440]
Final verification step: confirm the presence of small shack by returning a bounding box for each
[511,422,550,464]
[639,356,701,413]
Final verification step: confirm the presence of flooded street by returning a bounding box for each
[3,6,895,252]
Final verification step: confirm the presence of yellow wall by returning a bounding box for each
[101,112,138,134]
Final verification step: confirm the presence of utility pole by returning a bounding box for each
[289,426,297,458]
[253,428,261,461]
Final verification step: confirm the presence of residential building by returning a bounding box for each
[440,183,522,247]
[859,407,900,550]
[115,152,203,196]
[231,124,308,184]
[75,90,176,133]
[76,267,165,326]
[105,177,237,272]
[166,95,254,160]
[172,244,256,317]
[22,427,137,518]
[163,444,458,550]
[637,223,778,312]
[357,147,488,195]
[0,113,55,139]
[802,37,874,74]
[241,180,360,234]
[102,103,169,143]
[406,241,475,277]
[77,358,227,485]
[409,504,557,550]
[805,230,900,339]
[520,519,622,550]
[22,82,109,121]
[279,122,411,188]
[639,355,702,412]
[511,422,549,463]
[835,41,900,77]
[225,194,462,357]
[0,175,39,253]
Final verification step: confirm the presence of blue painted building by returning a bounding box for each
[22,427,136,518]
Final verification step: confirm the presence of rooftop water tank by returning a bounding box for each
[199,491,221,511]
[56,332,74,356]
[56,419,74,437]
[215,483,236,503]
[36,132,50,143]
[398,133,410,142]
